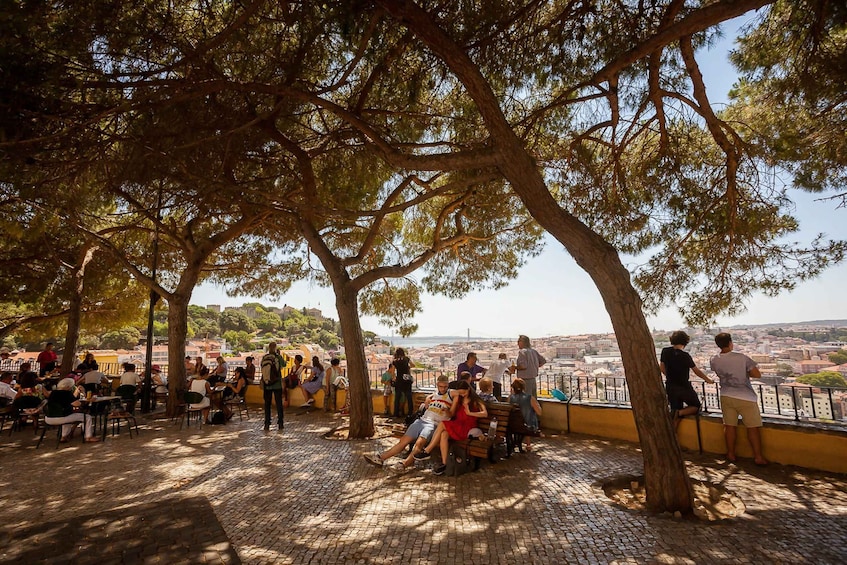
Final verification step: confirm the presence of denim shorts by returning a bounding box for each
[405,418,437,442]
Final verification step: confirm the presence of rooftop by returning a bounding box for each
[1,411,844,564]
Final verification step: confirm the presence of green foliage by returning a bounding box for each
[219,311,257,334]
[796,372,847,388]
[100,327,141,350]
[222,330,253,353]
[776,363,795,378]
[828,349,847,366]
[767,328,847,342]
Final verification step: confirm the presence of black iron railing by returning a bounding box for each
[364,368,846,425]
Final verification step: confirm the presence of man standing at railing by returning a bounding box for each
[510,335,546,397]
[710,332,769,466]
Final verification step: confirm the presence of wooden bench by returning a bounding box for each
[390,397,528,471]
[451,402,521,469]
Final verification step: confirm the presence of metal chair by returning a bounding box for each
[225,394,249,421]
[116,384,138,414]
[9,396,45,435]
[180,391,205,430]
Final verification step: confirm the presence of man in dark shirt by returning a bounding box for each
[659,331,714,430]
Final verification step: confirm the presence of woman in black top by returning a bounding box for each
[392,348,414,418]
[76,353,99,373]
[44,378,99,442]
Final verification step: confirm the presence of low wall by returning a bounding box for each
[248,386,846,474]
[538,400,847,474]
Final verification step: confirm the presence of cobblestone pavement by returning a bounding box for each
[1,408,845,564]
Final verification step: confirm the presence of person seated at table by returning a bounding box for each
[119,363,140,387]
[76,352,99,373]
[151,365,167,392]
[0,372,17,406]
[221,366,249,420]
[189,366,212,423]
[301,356,326,407]
[193,357,206,378]
[44,377,99,443]
[82,370,108,395]
[17,362,38,391]
[210,356,228,386]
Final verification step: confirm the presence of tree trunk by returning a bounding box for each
[166,292,191,418]
[60,244,98,374]
[500,150,693,513]
[334,283,375,438]
[376,0,693,512]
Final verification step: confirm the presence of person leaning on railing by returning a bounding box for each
[710,332,769,466]
[660,330,714,431]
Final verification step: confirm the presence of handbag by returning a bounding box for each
[445,445,472,476]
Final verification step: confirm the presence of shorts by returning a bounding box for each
[383,383,392,396]
[666,384,701,411]
[720,396,763,427]
[404,418,437,442]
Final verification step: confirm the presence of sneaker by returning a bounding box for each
[300,403,312,408]
[413,451,431,461]
[306,398,315,405]
[432,463,447,476]
[391,462,407,474]
[364,454,384,467]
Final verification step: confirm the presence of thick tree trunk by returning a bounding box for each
[377,0,693,512]
[501,151,693,513]
[334,283,375,438]
[61,244,98,374]
[165,292,191,418]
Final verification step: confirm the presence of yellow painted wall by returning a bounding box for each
[538,399,847,474]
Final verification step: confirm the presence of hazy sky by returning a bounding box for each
[192,16,846,338]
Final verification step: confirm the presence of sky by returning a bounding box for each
[191,15,846,339]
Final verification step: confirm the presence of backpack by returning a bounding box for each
[261,353,280,385]
[209,410,226,425]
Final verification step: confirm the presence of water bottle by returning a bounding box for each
[488,416,497,438]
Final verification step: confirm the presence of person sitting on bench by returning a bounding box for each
[364,374,454,472]
[414,381,487,475]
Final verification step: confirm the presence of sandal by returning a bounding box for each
[84,437,101,443]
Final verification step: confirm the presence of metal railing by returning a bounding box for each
[365,369,847,425]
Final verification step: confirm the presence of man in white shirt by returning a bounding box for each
[486,353,510,400]
[119,363,140,386]
[0,372,17,405]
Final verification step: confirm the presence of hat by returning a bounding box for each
[0,347,9,355]
[151,365,161,372]
[57,377,76,391]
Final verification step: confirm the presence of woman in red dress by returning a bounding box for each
[414,381,488,473]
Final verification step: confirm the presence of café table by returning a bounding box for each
[79,395,120,439]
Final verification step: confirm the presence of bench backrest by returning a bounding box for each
[479,402,517,438]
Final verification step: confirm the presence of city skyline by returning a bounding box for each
[193,15,846,339]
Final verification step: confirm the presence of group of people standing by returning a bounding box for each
[258,342,347,431]
[660,331,769,465]
[383,334,547,419]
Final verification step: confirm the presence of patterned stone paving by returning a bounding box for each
[0,408,844,564]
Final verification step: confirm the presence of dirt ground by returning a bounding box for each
[603,475,746,521]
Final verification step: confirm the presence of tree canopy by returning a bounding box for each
[796,371,847,388]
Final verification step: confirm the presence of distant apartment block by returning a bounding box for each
[799,359,837,374]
